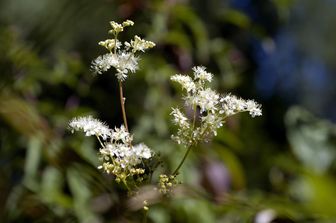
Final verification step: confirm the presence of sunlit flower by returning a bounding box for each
[98,39,121,51]
[171,108,190,129]
[115,52,138,75]
[98,132,153,181]
[91,53,118,75]
[130,35,156,52]
[133,143,152,159]
[170,66,262,147]
[194,88,220,113]
[171,74,196,93]
[69,116,111,140]
[192,66,213,82]
[111,125,132,143]
[91,20,154,82]
[220,94,262,117]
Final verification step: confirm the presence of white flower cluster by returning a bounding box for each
[91,20,155,81]
[220,94,262,117]
[69,116,111,140]
[171,66,262,146]
[69,117,153,182]
[98,125,152,182]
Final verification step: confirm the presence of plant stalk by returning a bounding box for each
[172,145,192,175]
[118,81,129,132]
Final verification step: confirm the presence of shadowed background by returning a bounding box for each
[1,0,336,222]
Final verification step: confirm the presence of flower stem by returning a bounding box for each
[96,135,105,148]
[192,105,197,129]
[143,209,148,223]
[172,145,192,175]
[118,81,129,132]
[114,33,118,54]
[172,105,197,175]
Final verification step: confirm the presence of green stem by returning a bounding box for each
[96,135,105,148]
[114,33,118,54]
[172,146,192,175]
[143,209,148,223]
[122,179,131,191]
[118,81,129,132]
[192,105,197,129]
[172,105,198,176]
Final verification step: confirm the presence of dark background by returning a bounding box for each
[1,0,336,222]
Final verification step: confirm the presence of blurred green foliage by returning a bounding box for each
[1,0,336,222]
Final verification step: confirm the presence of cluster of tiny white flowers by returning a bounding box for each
[220,94,262,117]
[127,35,156,53]
[170,108,193,146]
[171,108,190,129]
[170,75,196,93]
[91,54,118,75]
[192,66,213,82]
[69,116,111,140]
[91,20,155,81]
[69,117,153,183]
[98,125,153,182]
[170,66,262,146]
[193,88,220,113]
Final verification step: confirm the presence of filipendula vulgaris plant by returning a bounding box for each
[158,66,262,194]
[69,20,155,189]
[68,20,262,202]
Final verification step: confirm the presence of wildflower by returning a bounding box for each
[143,200,149,211]
[91,53,118,75]
[130,35,156,52]
[109,21,124,34]
[133,143,152,159]
[171,74,196,93]
[220,94,262,117]
[98,128,153,182]
[158,174,178,194]
[69,116,111,140]
[170,66,262,147]
[193,88,220,113]
[98,39,121,52]
[246,100,262,117]
[122,20,134,27]
[171,108,190,129]
[91,20,154,81]
[115,52,138,75]
[70,20,155,188]
[201,113,224,136]
[192,66,212,82]
[111,125,132,143]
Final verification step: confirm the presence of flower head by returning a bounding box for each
[171,108,190,129]
[192,66,212,82]
[110,125,132,144]
[170,66,262,147]
[97,126,153,182]
[91,54,118,75]
[220,94,262,117]
[193,88,220,113]
[130,35,156,52]
[171,74,196,93]
[98,39,121,51]
[91,20,155,81]
[69,116,111,140]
